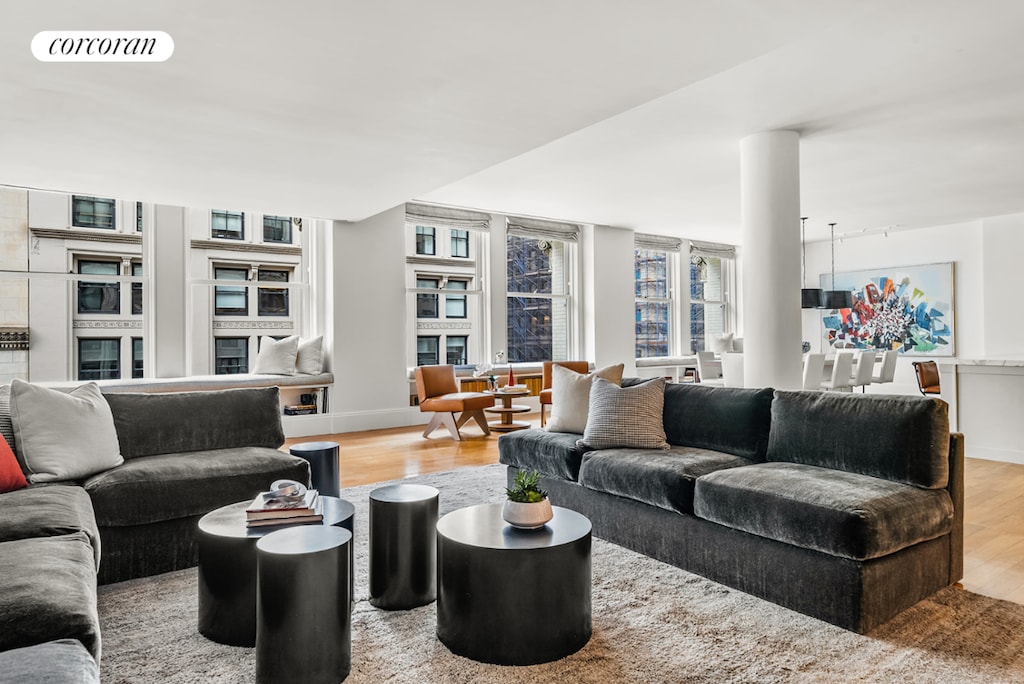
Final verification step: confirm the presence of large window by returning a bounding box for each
[690,255,726,353]
[417,336,439,366]
[77,260,120,314]
[212,210,245,240]
[416,277,439,318]
[72,196,116,230]
[78,338,120,380]
[214,267,248,315]
[506,234,570,362]
[415,226,436,255]
[257,269,289,316]
[451,230,469,258]
[215,337,248,374]
[445,279,467,318]
[446,335,468,365]
[263,215,292,243]
[635,249,672,358]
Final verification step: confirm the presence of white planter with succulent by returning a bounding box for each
[502,469,553,529]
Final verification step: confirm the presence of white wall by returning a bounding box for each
[581,224,636,374]
[330,205,421,431]
[980,213,1024,357]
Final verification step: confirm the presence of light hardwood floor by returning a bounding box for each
[286,415,1024,606]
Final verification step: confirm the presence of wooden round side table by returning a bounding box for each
[485,387,531,432]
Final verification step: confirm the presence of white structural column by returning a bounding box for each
[149,204,189,377]
[740,130,802,389]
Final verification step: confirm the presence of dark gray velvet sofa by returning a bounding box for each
[498,383,963,633]
[0,385,310,676]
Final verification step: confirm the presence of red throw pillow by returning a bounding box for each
[0,433,28,493]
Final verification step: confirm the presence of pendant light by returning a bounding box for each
[799,216,823,308]
[822,222,853,309]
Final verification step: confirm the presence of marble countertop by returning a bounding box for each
[956,357,1024,367]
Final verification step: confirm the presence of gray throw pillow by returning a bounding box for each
[577,377,669,450]
[9,379,123,483]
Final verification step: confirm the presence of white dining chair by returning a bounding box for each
[802,354,826,390]
[821,352,855,391]
[850,350,877,392]
[872,349,899,384]
[696,351,724,385]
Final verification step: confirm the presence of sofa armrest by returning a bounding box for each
[947,432,965,585]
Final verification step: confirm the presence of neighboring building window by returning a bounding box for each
[446,335,468,365]
[131,337,144,378]
[131,262,143,315]
[72,196,116,230]
[214,267,248,315]
[77,260,120,314]
[417,277,439,318]
[690,255,726,353]
[445,279,467,318]
[136,202,143,232]
[257,269,289,316]
[506,235,569,362]
[215,337,249,374]
[635,249,672,358]
[78,338,120,380]
[451,230,469,258]
[415,225,436,255]
[263,215,292,243]
[417,336,439,366]
[211,210,245,240]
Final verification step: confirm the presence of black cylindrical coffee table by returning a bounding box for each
[197,495,355,646]
[289,441,341,497]
[256,525,352,684]
[368,483,438,610]
[436,503,592,665]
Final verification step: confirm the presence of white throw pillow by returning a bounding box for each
[546,363,625,434]
[9,379,123,483]
[710,333,734,355]
[295,336,324,374]
[253,335,299,375]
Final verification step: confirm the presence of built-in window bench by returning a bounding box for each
[635,356,699,383]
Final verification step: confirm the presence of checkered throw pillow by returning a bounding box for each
[577,377,669,450]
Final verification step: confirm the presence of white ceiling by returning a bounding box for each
[3,1,1023,244]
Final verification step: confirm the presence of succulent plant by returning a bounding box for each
[505,469,548,503]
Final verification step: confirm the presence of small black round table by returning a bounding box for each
[197,495,354,647]
[436,503,592,665]
[368,484,438,610]
[289,441,341,497]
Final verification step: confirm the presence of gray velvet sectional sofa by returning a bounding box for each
[0,385,310,680]
[498,382,964,633]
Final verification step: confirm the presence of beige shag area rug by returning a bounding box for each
[98,464,1024,683]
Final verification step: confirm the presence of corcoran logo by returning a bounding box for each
[32,31,174,62]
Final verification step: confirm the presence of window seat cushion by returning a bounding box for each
[40,372,333,394]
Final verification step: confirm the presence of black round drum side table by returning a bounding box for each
[256,525,352,684]
[197,496,355,647]
[368,483,439,610]
[436,503,592,665]
[289,441,341,497]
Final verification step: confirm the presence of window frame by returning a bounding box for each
[450,229,469,258]
[256,268,290,317]
[415,225,436,256]
[446,335,468,365]
[417,335,440,366]
[263,215,292,244]
[77,259,121,315]
[445,278,468,319]
[416,276,440,319]
[214,267,249,316]
[72,195,116,230]
[131,337,144,379]
[77,337,121,380]
[505,234,574,363]
[211,210,245,241]
[214,336,249,375]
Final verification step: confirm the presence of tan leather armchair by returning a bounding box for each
[539,361,591,427]
[414,365,493,440]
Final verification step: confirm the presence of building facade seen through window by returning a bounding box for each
[72,195,116,230]
[635,248,673,357]
[506,235,569,363]
[211,210,245,240]
[690,255,726,353]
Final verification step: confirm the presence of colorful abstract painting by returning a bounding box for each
[818,262,955,355]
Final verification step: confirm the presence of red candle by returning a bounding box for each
[507,366,516,388]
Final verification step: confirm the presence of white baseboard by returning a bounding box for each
[966,447,1024,465]
[329,407,425,433]
[282,413,334,438]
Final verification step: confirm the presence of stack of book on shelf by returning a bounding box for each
[245,488,323,528]
[283,403,318,416]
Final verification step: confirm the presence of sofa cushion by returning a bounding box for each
[0,533,101,659]
[579,377,669,450]
[546,363,624,434]
[498,430,589,482]
[10,380,123,483]
[103,387,286,459]
[84,447,310,526]
[694,462,954,560]
[768,391,950,488]
[662,383,774,461]
[579,446,754,514]
[0,639,99,684]
[0,485,101,569]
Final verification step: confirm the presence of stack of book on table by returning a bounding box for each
[245,488,323,528]
[283,403,318,416]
